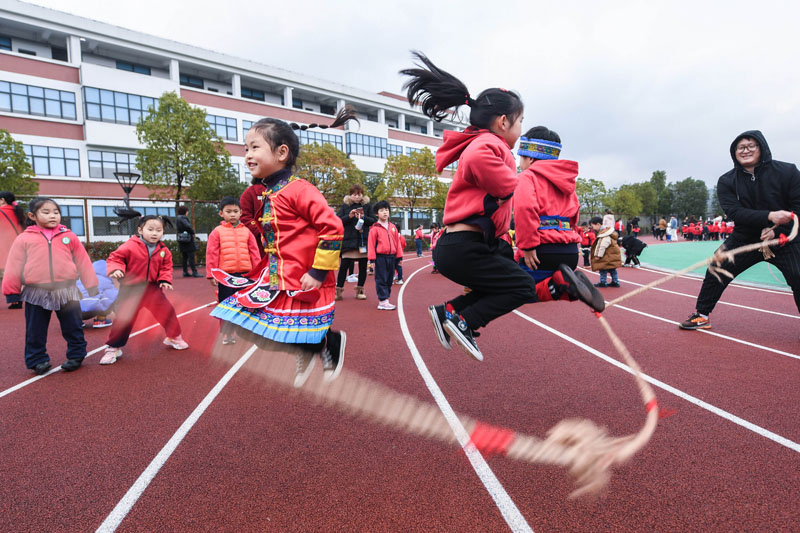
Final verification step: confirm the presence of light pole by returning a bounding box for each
[113,171,142,232]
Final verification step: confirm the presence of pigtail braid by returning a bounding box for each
[289,105,360,131]
[399,51,471,122]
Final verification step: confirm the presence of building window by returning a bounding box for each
[51,46,68,62]
[241,87,265,101]
[206,114,237,141]
[179,74,204,89]
[23,145,80,177]
[88,150,138,179]
[0,36,10,51]
[92,205,175,236]
[387,144,402,157]
[292,98,302,109]
[0,81,77,120]
[346,133,387,158]
[60,205,85,236]
[446,160,458,172]
[320,104,336,116]
[116,60,151,75]
[298,130,344,151]
[18,49,36,56]
[242,120,254,139]
[406,147,422,155]
[83,87,158,125]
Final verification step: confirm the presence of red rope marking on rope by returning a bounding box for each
[779,234,789,246]
[645,399,658,413]
[469,421,515,456]
[594,311,603,319]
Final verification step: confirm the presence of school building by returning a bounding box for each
[0,1,460,241]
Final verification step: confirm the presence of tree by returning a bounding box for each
[295,142,364,203]
[136,91,231,209]
[649,170,671,216]
[669,177,709,219]
[0,129,39,196]
[382,148,446,227]
[631,182,657,218]
[186,165,248,203]
[576,178,606,217]
[710,185,722,217]
[607,185,643,217]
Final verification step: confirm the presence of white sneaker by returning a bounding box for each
[377,300,396,310]
[346,274,358,283]
[100,347,122,365]
[163,335,189,350]
[294,352,316,388]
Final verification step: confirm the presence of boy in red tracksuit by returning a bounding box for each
[101,215,186,365]
[579,222,596,266]
[368,200,404,310]
[514,126,583,283]
[206,196,261,345]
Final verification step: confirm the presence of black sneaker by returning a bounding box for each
[442,309,483,361]
[428,304,451,350]
[608,281,621,288]
[8,301,22,309]
[32,361,51,375]
[321,330,345,382]
[61,359,83,372]
[594,282,607,288]
[679,312,711,330]
[557,265,605,312]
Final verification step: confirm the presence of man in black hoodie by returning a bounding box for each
[680,130,800,330]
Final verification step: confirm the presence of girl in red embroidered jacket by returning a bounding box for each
[400,52,603,362]
[214,109,356,387]
[100,215,186,365]
[2,197,98,374]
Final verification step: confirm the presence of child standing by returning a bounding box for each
[101,215,188,365]
[219,110,355,387]
[400,52,603,361]
[590,216,622,287]
[206,196,260,345]
[2,197,98,374]
[0,191,25,309]
[579,222,596,267]
[367,200,404,310]
[414,224,424,257]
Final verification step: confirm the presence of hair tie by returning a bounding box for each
[464,94,471,106]
[518,137,562,160]
[12,201,17,206]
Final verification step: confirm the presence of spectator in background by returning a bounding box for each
[0,191,25,308]
[336,184,375,301]
[658,217,667,240]
[176,205,202,278]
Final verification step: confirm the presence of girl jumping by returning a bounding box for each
[2,197,98,374]
[101,215,187,365]
[216,109,356,387]
[400,52,603,361]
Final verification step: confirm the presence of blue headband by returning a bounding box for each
[518,137,561,160]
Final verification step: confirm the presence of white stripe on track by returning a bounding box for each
[95,344,256,533]
[512,310,800,453]
[398,265,533,533]
[578,268,799,319]
[0,301,216,400]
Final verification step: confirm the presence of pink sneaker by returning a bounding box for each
[377,300,396,311]
[163,336,189,350]
[100,347,122,365]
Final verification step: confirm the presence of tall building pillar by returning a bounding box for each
[377,109,385,124]
[67,35,82,65]
[169,59,180,83]
[284,86,293,107]
[427,120,434,136]
[398,113,406,131]
[232,74,241,98]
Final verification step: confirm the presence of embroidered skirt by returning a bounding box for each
[210,287,335,346]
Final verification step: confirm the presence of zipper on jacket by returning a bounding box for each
[37,231,56,284]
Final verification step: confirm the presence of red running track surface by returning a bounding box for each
[0,259,798,531]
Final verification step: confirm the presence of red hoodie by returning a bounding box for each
[2,224,97,296]
[513,160,582,250]
[435,127,517,239]
[106,236,174,285]
[367,221,404,260]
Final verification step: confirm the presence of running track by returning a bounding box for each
[1,252,798,531]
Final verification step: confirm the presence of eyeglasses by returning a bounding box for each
[736,143,759,153]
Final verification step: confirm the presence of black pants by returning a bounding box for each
[696,238,800,315]
[181,251,197,274]
[25,300,86,368]
[374,254,395,301]
[337,257,367,288]
[624,254,640,266]
[433,231,537,329]
[581,247,591,266]
[518,251,578,283]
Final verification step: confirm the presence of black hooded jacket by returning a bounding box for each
[336,196,376,252]
[717,130,800,242]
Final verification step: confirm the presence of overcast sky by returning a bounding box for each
[25,0,800,189]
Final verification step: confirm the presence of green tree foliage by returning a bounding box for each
[631,181,657,217]
[0,129,39,196]
[710,185,722,217]
[606,185,643,217]
[576,177,607,217]
[649,170,671,215]
[669,177,709,218]
[135,91,231,208]
[382,148,447,226]
[186,166,247,204]
[295,142,364,203]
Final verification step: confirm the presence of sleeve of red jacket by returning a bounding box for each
[158,247,173,284]
[367,225,378,261]
[72,237,99,291]
[513,172,541,250]
[465,141,518,200]
[106,241,130,276]
[240,186,263,242]
[396,229,404,258]
[205,228,220,277]
[1,236,26,296]
[246,231,260,271]
[295,182,343,271]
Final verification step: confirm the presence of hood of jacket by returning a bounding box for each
[597,226,615,238]
[527,159,579,195]
[729,130,772,170]
[342,195,370,206]
[435,127,507,172]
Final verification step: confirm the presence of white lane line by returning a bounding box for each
[95,344,256,533]
[636,265,791,296]
[0,301,216,400]
[612,304,800,361]
[578,268,798,319]
[512,310,800,453]
[398,265,533,533]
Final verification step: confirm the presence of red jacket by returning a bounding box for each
[0,204,23,270]
[2,225,97,296]
[513,160,582,250]
[106,236,173,285]
[435,128,517,238]
[580,227,596,247]
[367,221,404,260]
[206,221,260,276]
